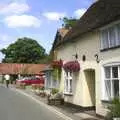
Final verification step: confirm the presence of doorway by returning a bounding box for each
[84,69,96,107]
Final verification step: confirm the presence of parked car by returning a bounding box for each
[16,76,44,85]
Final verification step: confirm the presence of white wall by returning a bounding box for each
[56,21,120,116]
[57,31,99,106]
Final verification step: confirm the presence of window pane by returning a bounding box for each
[109,27,116,47]
[66,72,68,77]
[66,79,68,92]
[69,79,72,92]
[112,66,118,78]
[112,80,119,97]
[105,80,111,98]
[70,72,72,77]
[117,24,120,45]
[105,67,111,78]
[101,30,109,49]
[53,80,57,88]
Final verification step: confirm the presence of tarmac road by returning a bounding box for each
[0,86,65,120]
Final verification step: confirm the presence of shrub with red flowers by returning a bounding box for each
[51,60,63,68]
[63,61,80,72]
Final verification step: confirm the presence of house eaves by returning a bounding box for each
[54,0,120,48]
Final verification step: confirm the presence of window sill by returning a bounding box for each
[100,45,120,52]
[101,99,112,104]
[64,92,73,96]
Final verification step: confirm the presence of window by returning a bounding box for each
[64,71,73,94]
[101,23,120,50]
[117,24,120,45]
[103,65,120,100]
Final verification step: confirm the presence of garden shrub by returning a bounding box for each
[105,97,120,120]
[51,88,59,95]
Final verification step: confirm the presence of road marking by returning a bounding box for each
[11,88,74,120]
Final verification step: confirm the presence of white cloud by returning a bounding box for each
[0,2,30,15]
[4,15,41,28]
[43,12,66,21]
[74,8,86,19]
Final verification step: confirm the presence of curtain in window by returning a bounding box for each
[109,27,116,47]
[103,66,120,100]
[112,80,119,97]
[105,80,111,99]
[101,30,109,49]
[117,24,120,45]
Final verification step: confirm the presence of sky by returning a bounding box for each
[0,0,93,62]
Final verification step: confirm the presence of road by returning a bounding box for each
[0,86,65,120]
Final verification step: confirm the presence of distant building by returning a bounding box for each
[0,63,47,81]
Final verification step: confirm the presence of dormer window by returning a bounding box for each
[100,23,120,50]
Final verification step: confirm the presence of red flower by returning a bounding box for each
[63,61,80,72]
[51,60,63,68]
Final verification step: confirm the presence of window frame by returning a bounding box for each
[64,71,73,95]
[102,63,120,101]
[100,22,120,50]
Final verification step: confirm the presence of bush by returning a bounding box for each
[105,97,120,120]
[32,84,44,91]
[51,88,59,95]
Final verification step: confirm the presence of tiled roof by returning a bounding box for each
[42,64,53,71]
[54,0,120,48]
[0,63,47,75]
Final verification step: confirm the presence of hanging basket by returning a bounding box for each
[51,60,63,68]
[63,61,80,72]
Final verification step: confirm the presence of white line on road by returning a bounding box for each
[11,88,74,120]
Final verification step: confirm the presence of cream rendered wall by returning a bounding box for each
[56,26,120,116]
[57,31,100,107]
[59,68,65,92]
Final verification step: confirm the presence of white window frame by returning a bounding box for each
[102,63,120,101]
[64,71,73,95]
[100,22,120,50]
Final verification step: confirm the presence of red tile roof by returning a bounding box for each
[0,63,47,75]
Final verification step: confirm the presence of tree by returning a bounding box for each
[0,37,47,63]
[38,54,52,64]
[62,17,77,29]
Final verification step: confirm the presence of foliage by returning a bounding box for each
[51,88,59,95]
[32,84,44,90]
[52,68,58,80]
[52,68,61,81]
[0,37,47,63]
[51,60,63,68]
[38,54,53,64]
[105,97,120,120]
[62,17,77,28]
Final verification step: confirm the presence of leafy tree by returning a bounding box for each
[38,54,52,64]
[0,37,47,63]
[62,17,77,28]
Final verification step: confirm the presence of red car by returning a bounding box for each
[17,77,44,85]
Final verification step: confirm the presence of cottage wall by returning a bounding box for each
[57,31,100,106]
[56,25,120,116]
